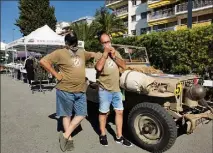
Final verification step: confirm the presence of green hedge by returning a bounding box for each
[85,25,213,75]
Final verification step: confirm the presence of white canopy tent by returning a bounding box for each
[6,24,85,59]
[6,25,65,58]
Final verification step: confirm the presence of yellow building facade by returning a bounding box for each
[147,0,213,32]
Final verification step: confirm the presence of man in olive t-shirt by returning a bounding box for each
[95,31,133,147]
[39,32,95,152]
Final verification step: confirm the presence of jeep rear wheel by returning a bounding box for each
[128,102,177,153]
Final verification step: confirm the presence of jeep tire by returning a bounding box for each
[128,102,177,153]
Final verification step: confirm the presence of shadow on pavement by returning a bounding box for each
[48,113,83,137]
[86,101,134,142]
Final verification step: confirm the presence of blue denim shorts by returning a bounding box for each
[98,87,124,113]
[56,89,87,117]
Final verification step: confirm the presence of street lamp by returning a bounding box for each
[187,0,192,28]
[12,29,15,63]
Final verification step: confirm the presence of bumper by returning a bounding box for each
[184,110,213,134]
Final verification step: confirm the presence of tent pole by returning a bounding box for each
[12,46,14,63]
[25,44,27,58]
[5,49,7,64]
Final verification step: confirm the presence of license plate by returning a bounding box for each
[195,118,206,126]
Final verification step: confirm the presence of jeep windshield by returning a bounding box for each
[112,44,150,65]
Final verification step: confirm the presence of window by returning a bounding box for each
[198,13,213,22]
[140,28,147,34]
[140,27,150,34]
[141,0,147,4]
[132,0,137,6]
[131,15,136,22]
[141,12,147,19]
[131,30,136,35]
[166,21,177,27]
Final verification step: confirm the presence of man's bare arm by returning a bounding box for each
[109,48,126,70]
[85,51,96,60]
[39,58,62,81]
[95,51,109,72]
[112,57,126,70]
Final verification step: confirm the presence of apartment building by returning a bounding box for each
[106,0,213,36]
[55,16,95,36]
[71,16,95,25]
[128,0,149,35]
[56,21,71,35]
[105,0,129,36]
[148,0,213,32]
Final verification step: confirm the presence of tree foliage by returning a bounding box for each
[70,22,98,41]
[93,6,126,37]
[86,25,213,75]
[15,0,57,36]
[69,6,126,41]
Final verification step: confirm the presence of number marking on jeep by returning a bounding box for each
[175,82,183,96]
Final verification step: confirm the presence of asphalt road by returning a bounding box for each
[1,74,213,153]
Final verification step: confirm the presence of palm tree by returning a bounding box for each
[69,6,126,41]
[94,6,126,37]
[70,22,98,41]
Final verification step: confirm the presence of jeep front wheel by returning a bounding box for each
[128,102,177,153]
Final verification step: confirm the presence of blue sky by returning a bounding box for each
[1,1,105,43]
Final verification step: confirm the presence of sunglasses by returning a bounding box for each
[101,40,111,44]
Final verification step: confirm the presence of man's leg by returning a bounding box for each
[99,112,108,136]
[63,116,85,139]
[112,92,132,147]
[56,89,75,152]
[62,92,87,151]
[114,110,123,138]
[62,116,72,136]
[98,88,111,146]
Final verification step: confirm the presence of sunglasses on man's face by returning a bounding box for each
[101,40,111,44]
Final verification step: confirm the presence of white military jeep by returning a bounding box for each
[85,44,213,153]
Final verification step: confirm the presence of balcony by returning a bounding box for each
[148,7,175,21]
[114,7,128,17]
[148,0,160,4]
[176,20,212,30]
[148,0,176,9]
[105,0,127,9]
[153,26,176,32]
[106,0,120,5]
[176,0,213,14]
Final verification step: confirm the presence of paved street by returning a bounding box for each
[1,74,213,153]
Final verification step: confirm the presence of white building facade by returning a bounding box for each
[106,0,213,36]
[128,0,149,36]
[71,16,95,25]
[55,21,71,35]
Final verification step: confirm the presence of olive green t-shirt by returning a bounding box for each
[43,48,92,93]
[95,51,123,92]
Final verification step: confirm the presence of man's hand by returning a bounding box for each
[56,72,63,81]
[109,47,116,59]
[39,58,62,82]
[103,46,111,59]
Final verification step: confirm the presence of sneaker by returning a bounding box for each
[66,139,74,151]
[115,136,133,147]
[59,131,68,152]
[99,135,108,146]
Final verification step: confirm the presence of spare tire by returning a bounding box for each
[128,102,177,153]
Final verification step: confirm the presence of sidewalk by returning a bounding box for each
[1,74,212,153]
